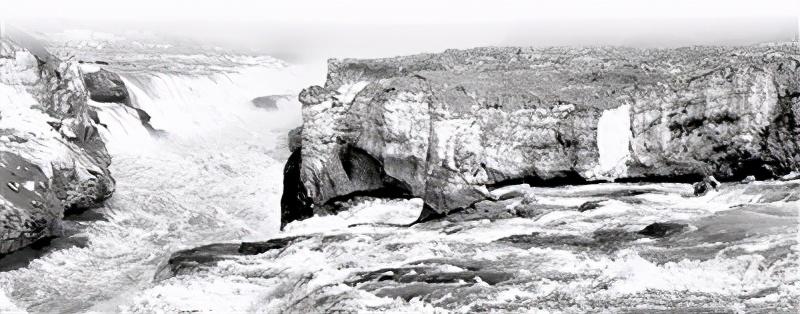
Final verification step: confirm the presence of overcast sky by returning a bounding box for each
[3,0,798,61]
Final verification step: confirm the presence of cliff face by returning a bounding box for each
[0,39,115,254]
[283,44,800,225]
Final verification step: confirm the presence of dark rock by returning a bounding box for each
[496,229,639,253]
[280,149,313,229]
[83,69,130,104]
[638,222,688,238]
[693,176,721,196]
[238,235,311,255]
[157,235,311,280]
[348,257,512,286]
[578,200,604,212]
[0,152,62,254]
[156,243,239,279]
[692,181,711,196]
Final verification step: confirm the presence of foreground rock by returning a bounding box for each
[0,38,114,254]
[156,235,311,279]
[283,44,800,224]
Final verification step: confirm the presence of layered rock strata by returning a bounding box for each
[282,44,800,225]
[1,38,115,254]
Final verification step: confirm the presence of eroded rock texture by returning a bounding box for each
[283,44,800,223]
[1,38,115,254]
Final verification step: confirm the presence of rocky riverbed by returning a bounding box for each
[140,179,799,312]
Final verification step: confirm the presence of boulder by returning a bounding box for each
[251,95,291,111]
[693,175,721,196]
[155,235,310,279]
[0,38,114,255]
[282,44,800,225]
[83,69,130,104]
[578,200,604,212]
[638,222,688,238]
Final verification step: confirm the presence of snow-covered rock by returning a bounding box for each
[283,44,800,224]
[0,38,114,254]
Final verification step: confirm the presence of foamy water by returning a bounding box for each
[0,57,798,313]
[0,62,320,313]
[116,182,799,313]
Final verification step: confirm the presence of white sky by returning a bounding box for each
[3,0,799,23]
[2,0,798,62]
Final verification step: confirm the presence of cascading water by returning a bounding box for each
[0,59,322,313]
[1,34,797,312]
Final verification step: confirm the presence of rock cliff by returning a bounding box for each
[0,38,115,254]
[282,44,800,225]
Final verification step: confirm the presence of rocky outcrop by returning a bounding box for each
[155,235,311,279]
[83,69,130,104]
[0,38,115,254]
[282,44,800,224]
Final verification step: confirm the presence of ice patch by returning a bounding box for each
[593,104,632,179]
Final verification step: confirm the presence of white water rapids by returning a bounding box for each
[0,56,798,313]
[0,61,320,313]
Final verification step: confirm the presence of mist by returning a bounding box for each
[5,0,798,63]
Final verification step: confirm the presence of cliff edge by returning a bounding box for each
[0,38,115,254]
[282,44,800,226]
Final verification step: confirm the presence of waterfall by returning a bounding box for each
[0,60,323,313]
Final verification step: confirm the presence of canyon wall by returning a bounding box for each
[0,38,115,254]
[283,44,800,225]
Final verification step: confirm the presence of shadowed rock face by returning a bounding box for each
[282,44,800,224]
[0,38,115,254]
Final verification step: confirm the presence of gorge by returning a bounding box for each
[0,30,798,313]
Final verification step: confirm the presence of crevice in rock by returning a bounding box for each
[485,170,605,190]
[280,148,313,229]
[614,173,705,184]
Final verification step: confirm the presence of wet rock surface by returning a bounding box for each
[638,222,689,238]
[284,44,800,225]
[157,235,312,279]
[0,38,115,254]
